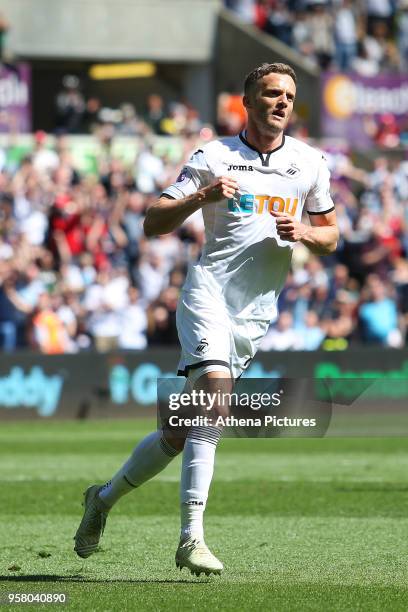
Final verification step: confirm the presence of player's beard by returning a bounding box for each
[257,113,288,139]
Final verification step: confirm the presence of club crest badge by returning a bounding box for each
[196,338,209,354]
[284,163,300,178]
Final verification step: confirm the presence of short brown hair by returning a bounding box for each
[244,63,297,96]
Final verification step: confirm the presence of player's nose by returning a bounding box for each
[276,96,288,108]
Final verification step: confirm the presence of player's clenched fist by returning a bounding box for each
[270,210,308,242]
[200,176,238,204]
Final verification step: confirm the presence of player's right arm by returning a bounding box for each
[143,176,237,237]
[144,147,237,237]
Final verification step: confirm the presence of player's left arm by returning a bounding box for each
[270,209,338,255]
[300,209,338,255]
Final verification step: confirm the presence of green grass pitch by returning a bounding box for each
[1,419,408,611]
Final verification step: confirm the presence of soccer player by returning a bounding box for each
[74,62,338,575]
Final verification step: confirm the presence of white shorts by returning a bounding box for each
[176,288,270,380]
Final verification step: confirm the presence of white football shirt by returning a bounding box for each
[163,132,334,322]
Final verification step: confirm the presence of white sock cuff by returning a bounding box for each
[187,425,222,446]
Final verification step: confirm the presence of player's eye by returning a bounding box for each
[263,89,279,97]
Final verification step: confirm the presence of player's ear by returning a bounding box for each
[243,95,251,110]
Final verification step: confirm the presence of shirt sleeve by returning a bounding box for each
[161,148,212,199]
[305,154,335,215]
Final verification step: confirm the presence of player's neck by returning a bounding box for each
[243,125,284,153]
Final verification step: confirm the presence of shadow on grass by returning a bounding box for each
[0,574,210,584]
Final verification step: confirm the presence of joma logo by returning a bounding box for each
[227,164,254,171]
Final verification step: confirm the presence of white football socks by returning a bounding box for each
[180,426,222,541]
[99,431,179,508]
[97,422,222,544]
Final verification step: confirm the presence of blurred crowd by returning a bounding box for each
[262,145,408,351]
[0,127,407,354]
[225,0,408,73]
[55,76,205,138]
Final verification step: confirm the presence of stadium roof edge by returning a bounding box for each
[2,0,222,63]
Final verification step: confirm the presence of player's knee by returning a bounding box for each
[162,430,187,452]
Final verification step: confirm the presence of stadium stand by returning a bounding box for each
[0,2,406,354]
[225,0,408,74]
